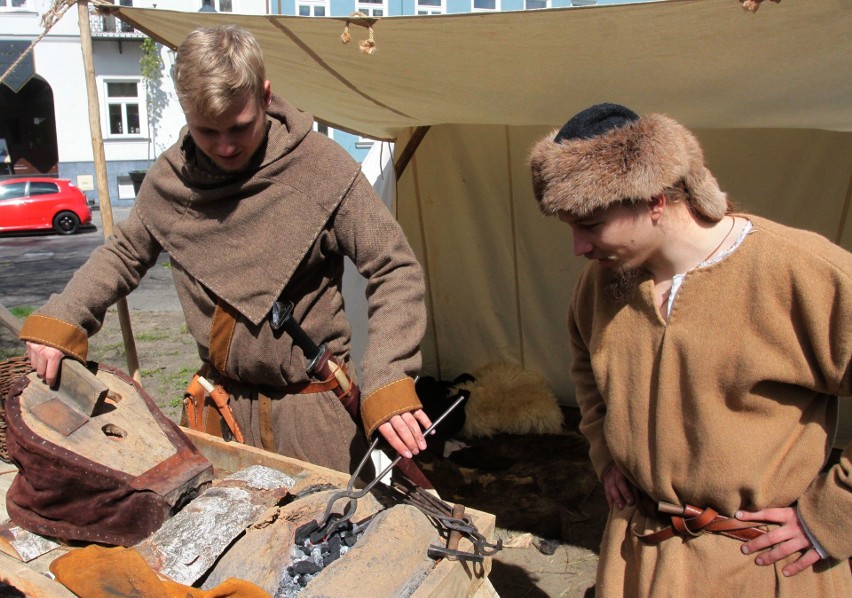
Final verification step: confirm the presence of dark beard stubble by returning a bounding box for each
[604,265,643,303]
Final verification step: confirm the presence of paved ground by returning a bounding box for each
[0,206,181,314]
[0,207,605,597]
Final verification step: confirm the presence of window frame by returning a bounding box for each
[102,77,146,139]
[356,0,386,18]
[313,121,334,140]
[296,0,328,17]
[416,0,445,15]
[29,182,59,196]
[525,0,550,9]
[0,182,27,201]
[472,0,499,12]
[0,0,31,10]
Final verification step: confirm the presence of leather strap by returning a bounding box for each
[209,301,239,376]
[207,382,244,444]
[183,375,206,431]
[182,372,244,443]
[637,504,767,544]
[280,376,341,395]
[256,371,344,453]
[258,392,275,452]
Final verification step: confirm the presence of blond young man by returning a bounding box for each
[530,103,851,596]
[22,25,431,473]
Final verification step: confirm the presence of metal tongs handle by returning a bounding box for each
[313,389,470,539]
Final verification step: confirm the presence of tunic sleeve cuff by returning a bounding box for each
[796,453,852,559]
[360,377,423,438]
[19,314,88,363]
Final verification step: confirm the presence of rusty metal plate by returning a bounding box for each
[30,397,89,437]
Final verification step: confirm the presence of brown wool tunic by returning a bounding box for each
[20,96,426,474]
[569,216,851,596]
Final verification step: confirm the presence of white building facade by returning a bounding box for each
[0,0,267,204]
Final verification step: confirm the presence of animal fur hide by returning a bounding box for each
[459,362,564,438]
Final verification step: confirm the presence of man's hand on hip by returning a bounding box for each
[25,342,66,386]
[377,409,432,459]
[737,507,821,576]
[603,462,636,510]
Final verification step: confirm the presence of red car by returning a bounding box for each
[0,177,93,235]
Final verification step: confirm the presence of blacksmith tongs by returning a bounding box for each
[297,390,470,544]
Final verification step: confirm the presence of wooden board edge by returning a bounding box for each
[181,427,352,485]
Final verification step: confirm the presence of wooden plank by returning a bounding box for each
[0,427,499,597]
[0,555,74,598]
[182,427,351,486]
[410,509,495,598]
[19,372,177,476]
[135,465,294,586]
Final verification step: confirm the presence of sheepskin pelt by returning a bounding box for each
[529,113,727,221]
[459,361,564,438]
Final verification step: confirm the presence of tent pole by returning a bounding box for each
[394,126,430,180]
[77,0,141,383]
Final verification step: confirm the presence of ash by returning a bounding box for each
[274,522,364,597]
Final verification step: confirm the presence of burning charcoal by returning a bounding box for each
[297,575,310,588]
[342,532,357,547]
[328,535,342,556]
[290,560,322,576]
[322,536,342,567]
[295,520,319,544]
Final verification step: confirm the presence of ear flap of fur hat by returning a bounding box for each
[529,104,727,221]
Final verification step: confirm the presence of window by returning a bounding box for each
[313,122,333,139]
[117,0,135,32]
[472,0,498,11]
[525,0,549,9]
[105,80,142,136]
[29,182,59,196]
[0,0,30,9]
[217,0,232,12]
[297,0,326,17]
[0,182,27,200]
[357,0,385,17]
[416,0,444,15]
[356,136,375,149]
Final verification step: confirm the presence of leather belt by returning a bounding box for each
[280,374,341,395]
[636,501,768,544]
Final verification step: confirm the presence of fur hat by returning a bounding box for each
[529,103,727,221]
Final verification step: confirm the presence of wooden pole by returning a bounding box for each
[77,0,141,383]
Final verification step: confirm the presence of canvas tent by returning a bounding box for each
[103,0,850,440]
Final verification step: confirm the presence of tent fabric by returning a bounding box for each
[396,125,851,404]
[109,0,852,139]
[107,1,850,440]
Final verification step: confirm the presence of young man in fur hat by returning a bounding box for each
[19,25,432,474]
[530,103,851,595]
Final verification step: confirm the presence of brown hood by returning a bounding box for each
[135,94,361,325]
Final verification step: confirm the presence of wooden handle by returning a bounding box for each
[0,303,23,336]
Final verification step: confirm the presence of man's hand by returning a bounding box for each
[736,507,821,576]
[377,409,432,459]
[25,342,66,386]
[603,462,636,510]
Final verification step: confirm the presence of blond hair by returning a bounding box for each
[173,25,266,120]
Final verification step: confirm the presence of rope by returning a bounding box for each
[340,11,377,55]
[0,0,77,87]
